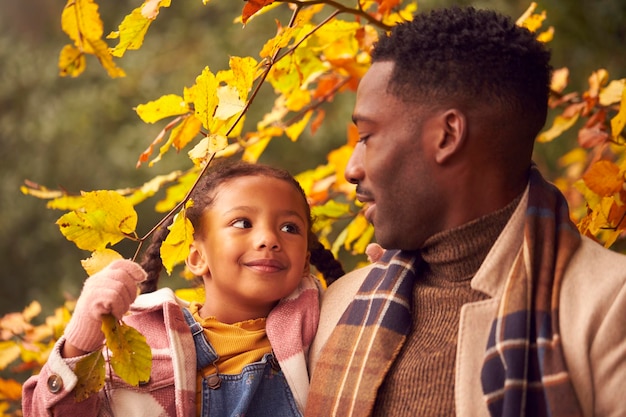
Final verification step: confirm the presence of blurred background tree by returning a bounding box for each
[1,0,624,318]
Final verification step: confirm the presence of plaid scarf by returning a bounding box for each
[481,166,583,416]
[306,166,583,417]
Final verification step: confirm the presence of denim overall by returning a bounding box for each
[182,308,301,417]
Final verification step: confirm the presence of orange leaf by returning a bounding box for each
[242,0,276,24]
[582,160,624,197]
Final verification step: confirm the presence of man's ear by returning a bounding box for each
[186,243,209,276]
[434,109,466,164]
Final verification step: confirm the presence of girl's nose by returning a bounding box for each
[256,229,280,251]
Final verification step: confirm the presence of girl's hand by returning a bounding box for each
[62,260,147,356]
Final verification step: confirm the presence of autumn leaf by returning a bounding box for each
[101,315,152,387]
[0,342,20,371]
[74,350,105,401]
[0,377,23,401]
[242,0,276,24]
[81,249,124,276]
[56,191,138,251]
[160,204,195,274]
[193,67,220,130]
[610,81,626,139]
[537,113,580,143]
[58,44,86,77]
[61,0,103,45]
[285,111,312,142]
[136,94,189,124]
[582,160,624,197]
[188,134,228,166]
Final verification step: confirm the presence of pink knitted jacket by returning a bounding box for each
[22,275,320,417]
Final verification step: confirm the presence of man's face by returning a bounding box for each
[345,61,445,250]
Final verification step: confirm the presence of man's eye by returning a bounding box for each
[358,135,370,144]
[232,219,251,229]
[281,223,300,234]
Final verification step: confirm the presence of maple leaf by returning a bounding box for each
[56,191,138,251]
[74,350,105,401]
[102,315,152,387]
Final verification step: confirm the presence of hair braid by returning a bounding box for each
[308,236,345,287]
[138,216,174,294]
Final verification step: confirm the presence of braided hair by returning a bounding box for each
[139,160,345,293]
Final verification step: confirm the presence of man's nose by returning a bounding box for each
[344,142,364,184]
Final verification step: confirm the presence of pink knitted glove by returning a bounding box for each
[63,260,147,352]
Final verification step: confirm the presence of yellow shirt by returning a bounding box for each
[188,302,272,375]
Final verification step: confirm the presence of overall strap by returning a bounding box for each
[181,308,219,370]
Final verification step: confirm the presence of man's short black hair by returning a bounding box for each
[372,6,552,135]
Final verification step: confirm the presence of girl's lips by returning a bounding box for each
[245,259,285,272]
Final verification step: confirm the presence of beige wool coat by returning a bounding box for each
[309,190,626,417]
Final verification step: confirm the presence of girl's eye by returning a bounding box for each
[281,223,300,234]
[232,219,252,229]
[358,135,370,144]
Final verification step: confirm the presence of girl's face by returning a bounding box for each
[186,175,310,323]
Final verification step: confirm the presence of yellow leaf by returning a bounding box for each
[170,115,202,150]
[227,56,258,100]
[599,79,625,106]
[188,134,228,166]
[0,342,20,371]
[582,160,624,197]
[193,67,219,130]
[242,135,271,163]
[328,145,355,194]
[215,86,246,120]
[110,7,153,58]
[74,350,105,401]
[22,301,42,323]
[136,94,188,124]
[344,214,370,252]
[155,171,197,213]
[285,111,312,142]
[85,38,126,78]
[175,287,205,303]
[102,315,152,387]
[161,206,195,274]
[610,82,626,139]
[81,249,124,276]
[61,0,103,45]
[285,88,311,112]
[537,113,580,143]
[56,191,138,251]
[550,68,569,94]
[58,44,86,77]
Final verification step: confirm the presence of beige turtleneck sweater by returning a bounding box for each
[372,196,521,416]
